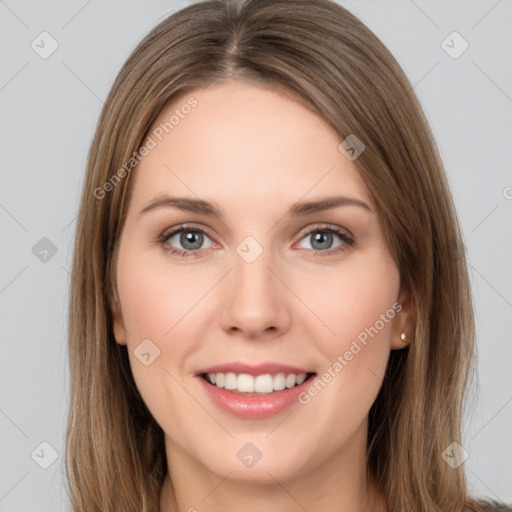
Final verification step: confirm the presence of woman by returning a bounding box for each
[65,0,509,510]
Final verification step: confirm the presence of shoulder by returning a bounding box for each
[464,499,512,512]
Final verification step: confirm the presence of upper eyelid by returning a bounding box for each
[162,222,216,240]
[300,223,353,238]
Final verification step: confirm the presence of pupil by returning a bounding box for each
[181,231,203,250]
[312,232,332,250]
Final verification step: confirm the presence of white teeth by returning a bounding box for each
[224,372,237,390]
[285,374,297,388]
[296,374,306,385]
[254,374,273,393]
[273,373,286,391]
[238,373,255,392]
[205,372,309,393]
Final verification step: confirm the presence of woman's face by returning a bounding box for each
[113,80,411,486]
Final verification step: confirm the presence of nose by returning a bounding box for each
[219,246,291,340]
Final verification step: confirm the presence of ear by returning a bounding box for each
[390,285,414,350]
[111,291,128,346]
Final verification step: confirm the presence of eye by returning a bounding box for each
[157,223,354,258]
[158,224,215,257]
[295,224,354,255]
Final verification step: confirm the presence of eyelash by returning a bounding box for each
[157,223,354,258]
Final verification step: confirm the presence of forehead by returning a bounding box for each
[129,81,372,214]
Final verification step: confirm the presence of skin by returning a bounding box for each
[112,80,413,512]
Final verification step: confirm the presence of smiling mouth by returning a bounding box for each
[200,371,316,395]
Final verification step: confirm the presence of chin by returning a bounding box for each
[203,447,311,484]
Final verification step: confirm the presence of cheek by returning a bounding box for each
[295,249,400,408]
[115,241,223,413]
[281,255,400,470]
[115,247,207,434]
[302,249,400,349]
[116,243,211,344]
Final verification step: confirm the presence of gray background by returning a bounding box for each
[1,0,511,510]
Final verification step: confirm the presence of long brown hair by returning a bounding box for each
[65,1,503,510]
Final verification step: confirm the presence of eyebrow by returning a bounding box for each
[138,194,372,219]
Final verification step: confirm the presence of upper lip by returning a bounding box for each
[196,362,315,377]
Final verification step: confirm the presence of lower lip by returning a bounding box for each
[197,375,314,419]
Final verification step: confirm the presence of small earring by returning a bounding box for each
[400,332,407,341]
